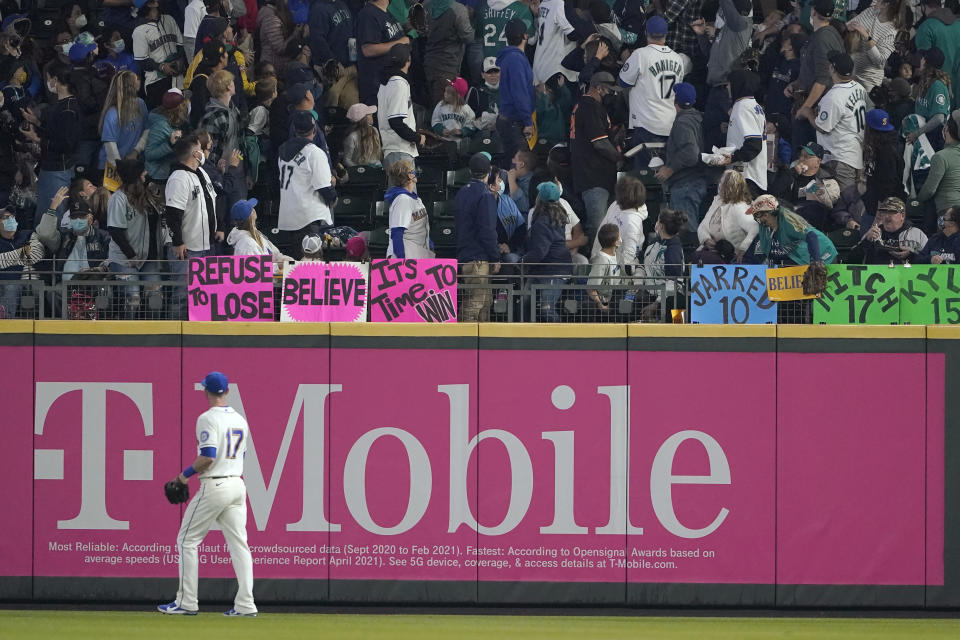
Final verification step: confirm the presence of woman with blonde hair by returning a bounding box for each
[97,70,149,174]
[342,104,383,168]
[696,170,759,263]
[227,198,293,267]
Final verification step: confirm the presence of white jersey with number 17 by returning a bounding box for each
[619,44,685,135]
[196,406,248,478]
[532,0,577,84]
[815,80,867,170]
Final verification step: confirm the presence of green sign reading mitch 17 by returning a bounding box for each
[813,265,900,325]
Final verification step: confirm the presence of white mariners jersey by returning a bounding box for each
[278,142,333,231]
[816,80,867,170]
[727,97,767,190]
[619,44,685,135]
[533,0,577,84]
[196,406,248,478]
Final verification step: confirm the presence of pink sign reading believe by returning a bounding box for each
[368,259,458,322]
[187,255,274,322]
[281,261,368,322]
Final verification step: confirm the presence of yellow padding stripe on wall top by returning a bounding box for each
[778,325,925,340]
[182,321,330,336]
[34,320,181,335]
[13,321,960,339]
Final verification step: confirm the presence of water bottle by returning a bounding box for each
[348,38,357,63]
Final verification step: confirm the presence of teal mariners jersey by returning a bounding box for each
[478,0,534,60]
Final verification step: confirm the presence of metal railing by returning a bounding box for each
[0,260,810,324]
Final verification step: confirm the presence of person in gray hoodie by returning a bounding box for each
[423,0,474,105]
[657,83,706,231]
[696,0,753,150]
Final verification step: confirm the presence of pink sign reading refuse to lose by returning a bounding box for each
[188,255,274,322]
[281,261,368,322]
[368,259,458,322]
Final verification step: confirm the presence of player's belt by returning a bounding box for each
[206,475,240,479]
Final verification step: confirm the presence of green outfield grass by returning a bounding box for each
[1,610,959,639]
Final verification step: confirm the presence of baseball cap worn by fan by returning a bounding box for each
[504,18,527,42]
[450,77,469,99]
[230,198,258,221]
[286,82,311,104]
[878,197,906,214]
[291,110,316,134]
[346,103,377,122]
[589,71,621,91]
[646,15,668,36]
[162,88,184,110]
[674,82,696,107]
[537,181,561,202]
[346,235,367,259]
[388,43,411,66]
[828,51,854,76]
[801,141,825,159]
[813,0,834,18]
[746,194,780,217]
[866,108,895,132]
[469,152,492,175]
[483,57,499,72]
[302,234,324,255]
[68,41,97,63]
[201,372,229,395]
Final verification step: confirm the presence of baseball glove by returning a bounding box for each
[164,480,189,504]
[802,261,828,296]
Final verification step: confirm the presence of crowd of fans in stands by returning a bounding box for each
[0,0,958,321]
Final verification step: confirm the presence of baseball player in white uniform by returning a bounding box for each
[158,372,257,617]
[618,16,684,167]
[809,52,866,191]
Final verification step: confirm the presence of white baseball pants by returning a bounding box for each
[175,476,256,614]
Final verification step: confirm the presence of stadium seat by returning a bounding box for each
[373,200,388,225]
[430,219,458,259]
[446,168,471,192]
[324,106,349,126]
[367,226,390,258]
[345,165,385,188]
[333,197,372,228]
[417,162,445,191]
[470,134,502,156]
[431,200,457,220]
[827,227,859,263]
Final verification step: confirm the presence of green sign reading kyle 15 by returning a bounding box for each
[900,265,960,324]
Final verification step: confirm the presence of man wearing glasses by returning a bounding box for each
[918,206,960,264]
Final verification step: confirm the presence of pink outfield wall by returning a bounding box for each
[3,324,952,600]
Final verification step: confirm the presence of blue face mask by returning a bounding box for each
[71,218,89,234]
[112,40,125,53]
[2,217,17,233]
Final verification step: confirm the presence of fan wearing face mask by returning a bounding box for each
[35,185,111,284]
[101,31,139,75]
[0,205,44,318]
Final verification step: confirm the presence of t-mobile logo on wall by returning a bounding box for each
[34,382,732,539]
[35,383,155,530]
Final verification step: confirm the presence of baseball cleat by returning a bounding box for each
[223,609,258,617]
[157,602,198,615]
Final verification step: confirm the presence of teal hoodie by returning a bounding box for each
[144,110,188,181]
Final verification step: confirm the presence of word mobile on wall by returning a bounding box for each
[690,265,776,324]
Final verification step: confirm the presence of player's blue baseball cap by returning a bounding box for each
[646,16,668,36]
[201,372,229,395]
[866,109,895,132]
[230,198,258,221]
[674,82,696,107]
